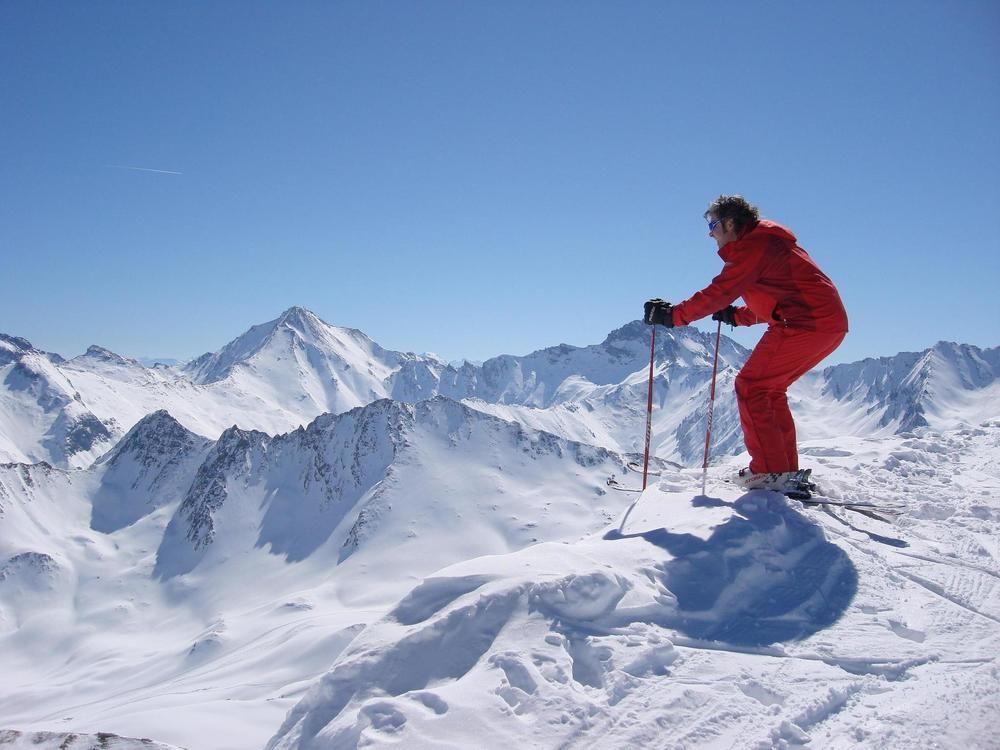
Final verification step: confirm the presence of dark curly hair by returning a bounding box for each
[704,195,760,235]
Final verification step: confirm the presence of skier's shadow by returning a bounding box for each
[604,493,858,647]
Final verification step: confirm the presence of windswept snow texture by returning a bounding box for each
[266,493,856,749]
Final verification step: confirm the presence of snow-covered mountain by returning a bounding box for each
[3,309,998,472]
[818,340,1000,432]
[90,410,213,533]
[0,395,634,748]
[182,306,415,407]
[0,309,444,468]
[434,320,748,407]
[150,395,626,582]
[0,334,64,366]
[1,309,998,749]
[0,335,115,468]
[462,326,749,465]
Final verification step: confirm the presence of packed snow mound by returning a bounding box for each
[0,550,67,621]
[0,730,183,750]
[266,488,859,749]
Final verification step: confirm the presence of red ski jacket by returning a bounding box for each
[672,220,848,332]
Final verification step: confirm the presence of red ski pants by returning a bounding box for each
[734,326,845,474]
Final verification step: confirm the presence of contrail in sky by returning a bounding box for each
[108,164,183,175]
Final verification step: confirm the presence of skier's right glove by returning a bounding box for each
[712,305,737,326]
[644,298,674,327]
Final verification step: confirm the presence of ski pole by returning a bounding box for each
[641,324,656,490]
[701,320,722,496]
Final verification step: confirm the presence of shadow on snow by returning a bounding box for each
[605,492,859,647]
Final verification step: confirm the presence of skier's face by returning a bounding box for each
[707,214,739,249]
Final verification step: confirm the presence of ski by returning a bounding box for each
[792,496,903,516]
[782,470,902,518]
[790,496,902,512]
[823,503,897,524]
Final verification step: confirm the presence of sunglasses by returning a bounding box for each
[707,217,722,233]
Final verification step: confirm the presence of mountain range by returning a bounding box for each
[3,307,997,471]
[1,308,998,749]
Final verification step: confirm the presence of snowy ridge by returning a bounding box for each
[267,421,1000,750]
[2,310,997,471]
[819,340,1000,432]
[90,410,212,533]
[0,334,63,366]
[153,396,626,581]
[0,350,114,467]
[74,345,143,369]
[0,335,36,367]
[438,320,748,408]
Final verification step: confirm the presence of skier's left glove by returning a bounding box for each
[712,305,737,326]
[643,298,674,328]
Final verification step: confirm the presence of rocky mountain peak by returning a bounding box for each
[101,410,204,467]
[215,424,270,456]
[0,332,35,353]
[91,410,212,534]
[0,333,41,366]
[80,345,138,367]
[276,305,321,330]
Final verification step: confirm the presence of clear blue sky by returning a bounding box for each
[2,1,998,365]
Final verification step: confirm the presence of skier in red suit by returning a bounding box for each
[644,195,848,489]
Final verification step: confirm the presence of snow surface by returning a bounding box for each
[1,309,998,749]
[267,425,1000,750]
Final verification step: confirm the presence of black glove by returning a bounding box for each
[643,298,674,328]
[712,305,737,326]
